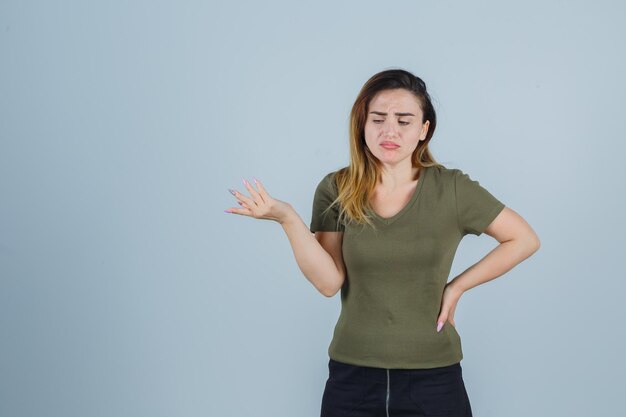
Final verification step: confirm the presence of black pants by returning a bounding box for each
[321,358,473,417]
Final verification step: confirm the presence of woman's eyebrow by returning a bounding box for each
[369,111,415,117]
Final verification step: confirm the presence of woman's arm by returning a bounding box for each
[437,206,540,331]
[226,178,345,297]
[448,206,540,294]
[279,208,346,297]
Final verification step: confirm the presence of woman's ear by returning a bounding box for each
[420,120,430,140]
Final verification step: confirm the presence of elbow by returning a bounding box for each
[509,233,540,259]
[531,233,541,253]
[525,233,541,256]
[319,278,343,298]
[320,289,333,298]
[317,268,346,297]
[320,285,340,298]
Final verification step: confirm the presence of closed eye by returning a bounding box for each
[373,120,409,125]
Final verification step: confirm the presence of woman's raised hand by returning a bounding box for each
[225,177,293,224]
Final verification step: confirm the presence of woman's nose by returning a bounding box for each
[382,120,398,134]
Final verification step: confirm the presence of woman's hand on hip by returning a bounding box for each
[435,282,465,332]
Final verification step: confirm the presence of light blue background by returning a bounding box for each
[1,1,624,416]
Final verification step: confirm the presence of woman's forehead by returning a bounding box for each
[369,90,422,114]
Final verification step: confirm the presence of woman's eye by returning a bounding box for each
[373,120,409,125]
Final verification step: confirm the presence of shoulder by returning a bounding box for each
[317,167,347,188]
[320,170,338,183]
[425,164,462,184]
[313,168,346,198]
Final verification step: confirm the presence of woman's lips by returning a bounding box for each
[380,141,400,149]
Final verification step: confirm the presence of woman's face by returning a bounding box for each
[364,88,430,167]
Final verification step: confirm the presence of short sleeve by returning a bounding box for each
[454,169,505,236]
[310,172,345,233]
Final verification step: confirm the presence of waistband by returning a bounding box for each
[329,358,462,384]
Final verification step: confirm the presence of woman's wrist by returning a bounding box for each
[446,278,467,297]
[276,202,298,225]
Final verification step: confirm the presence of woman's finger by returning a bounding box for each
[448,306,456,328]
[228,188,255,207]
[225,206,252,215]
[242,177,263,205]
[436,313,447,332]
[252,177,268,204]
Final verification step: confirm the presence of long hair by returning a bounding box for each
[327,68,444,231]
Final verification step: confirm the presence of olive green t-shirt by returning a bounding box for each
[309,165,506,369]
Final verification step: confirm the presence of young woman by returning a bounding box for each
[225,68,540,417]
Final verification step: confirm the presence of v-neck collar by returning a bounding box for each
[368,166,428,226]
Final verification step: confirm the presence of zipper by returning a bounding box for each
[386,368,390,417]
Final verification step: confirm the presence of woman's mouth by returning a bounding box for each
[380,141,400,149]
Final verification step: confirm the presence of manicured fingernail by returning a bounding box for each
[253,177,258,184]
[228,188,236,196]
[224,209,231,213]
[437,322,443,332]
[242,177,248,186]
